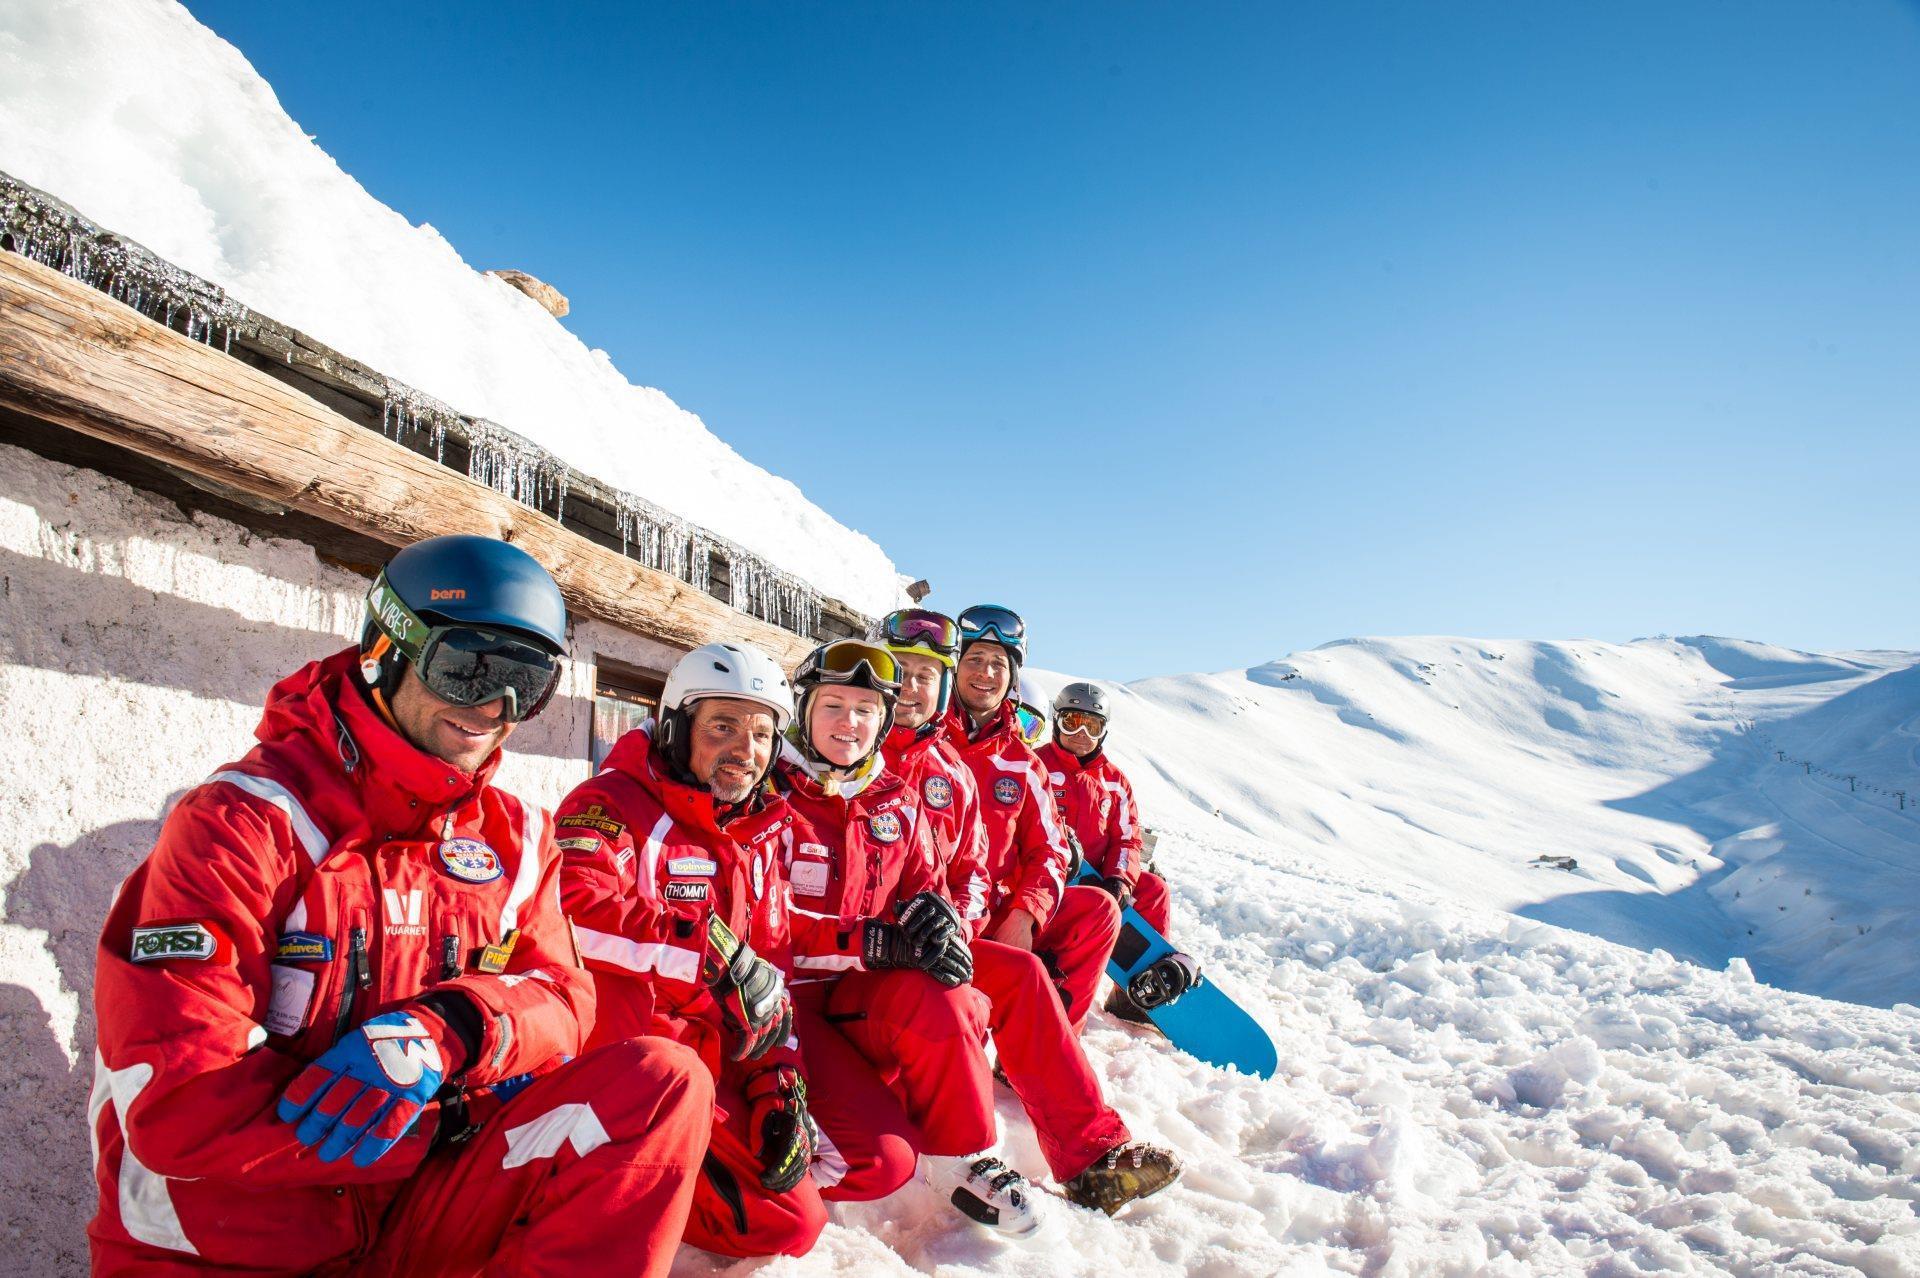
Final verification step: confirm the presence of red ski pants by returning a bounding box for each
[358,1037,710,1278]
[972,940,1131,1181]
[812,969,997,1158]
[793,1003,921,1202]
[1132,871,1171,937]
[680,1076,827,1259]
[1018,884,1121,1032]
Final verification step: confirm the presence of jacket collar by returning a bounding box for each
[603,722,777,840]
[257,648,492,840]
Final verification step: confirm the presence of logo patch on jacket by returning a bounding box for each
[131,922,226,963]
[274,931,333,963]
[667,856,718,877]
[993,777,1022,806]
[558,804,626,837]
[869,811,903,844]
[439,837,503,883]
[665,880,710,902]
[557,835,601,852]
[923,776,953,810]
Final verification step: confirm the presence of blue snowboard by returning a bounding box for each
[1076,863,1278,1079]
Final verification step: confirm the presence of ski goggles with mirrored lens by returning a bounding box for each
[881,609,960,662]
[1014,702,1049,747]
[368,576,561,722]
[958,604,1026,658]
[1056,708,1107,736]
[802,640,902,694]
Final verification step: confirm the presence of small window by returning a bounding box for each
[591,660,664,770]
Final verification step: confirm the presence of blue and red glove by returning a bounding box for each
[277,1007,468,1167]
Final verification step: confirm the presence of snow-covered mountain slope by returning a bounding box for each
[0,0,905,615]
[690,637,1918,1276]
[1027,635,1920,1009]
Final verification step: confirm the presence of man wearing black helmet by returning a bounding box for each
[89,535,711,1278]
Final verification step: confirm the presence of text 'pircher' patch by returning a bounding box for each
[131,922,225,964]
[557,805,626,837]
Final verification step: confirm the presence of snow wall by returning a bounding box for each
[0,439,679,1271]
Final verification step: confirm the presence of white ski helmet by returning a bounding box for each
[663,641,795,729]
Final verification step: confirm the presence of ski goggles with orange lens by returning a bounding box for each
[1056,708,1107,736]
[881,609,960,663]
[800,640,902,694]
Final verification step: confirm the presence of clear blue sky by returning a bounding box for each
[185,0,1919,680]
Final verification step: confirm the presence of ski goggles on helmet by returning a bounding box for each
[1056,708,1107,737]
[798,640,902,696]
[958,604,1026,660]
[367,574,561,722]
[881,608,960,666]
[1014,702,1049,747]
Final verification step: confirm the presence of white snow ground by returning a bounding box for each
[665,639,1920,1276]
[0,0,906,616]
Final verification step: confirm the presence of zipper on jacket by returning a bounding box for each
[332,925,368,1043]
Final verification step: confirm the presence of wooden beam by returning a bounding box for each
[0,250,816,667]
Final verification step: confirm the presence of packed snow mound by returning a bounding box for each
[680,826,1920,1277]
[0,0,905,616]
[1026,635,1920,1008]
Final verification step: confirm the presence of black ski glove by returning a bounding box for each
[1096,875,1135,910]
[746,1064,816,1192]
[863,892,969,985]
[924,931,974,988]
[702,914,792,1062]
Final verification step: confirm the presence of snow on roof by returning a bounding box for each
[0,0,907,618]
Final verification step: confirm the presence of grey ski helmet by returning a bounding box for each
[1053,682,1112,721]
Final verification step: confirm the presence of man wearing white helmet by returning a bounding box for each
[556,642,849,1259]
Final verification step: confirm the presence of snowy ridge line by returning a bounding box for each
[0,168,859,642]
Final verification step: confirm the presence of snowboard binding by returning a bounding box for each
[1127,951,1201,1010]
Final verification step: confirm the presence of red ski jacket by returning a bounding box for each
[89,648,591,1273]
[941,701,1073,929]
[886,723,991,933]
[1035,742,1146,890]
[555,725,798,1079]
[773,748,939,983]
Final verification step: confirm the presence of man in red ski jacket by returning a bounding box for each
[882,610,1181,1218]
[1036,682,1167,934]
[556,641,857,1259]
[1037,682,1199,1021]
[88,536,709,1278]
[943,605,1119,1031]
